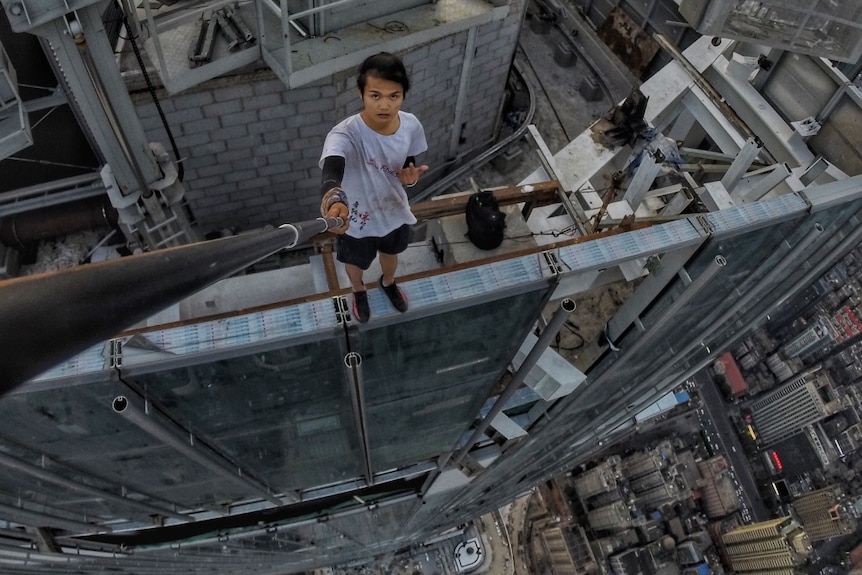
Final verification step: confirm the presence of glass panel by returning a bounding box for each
[723,0,862,61]
[129,336,363,492]
[161,495,422,569]
[0,380,239,512]
[356,286,550,473]
[580,199,862,422]
[0,465,119,520]
[579,219,804,417]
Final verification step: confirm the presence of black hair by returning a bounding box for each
[356,52,410,95]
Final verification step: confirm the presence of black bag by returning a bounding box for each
[466,191,506,250]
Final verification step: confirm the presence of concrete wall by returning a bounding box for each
[131,3,526,236]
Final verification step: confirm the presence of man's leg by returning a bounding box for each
[379,252,398,287]
[345,263,366,292]
[378,252,408,312]
[345,263,370,322]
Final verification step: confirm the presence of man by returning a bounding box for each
[320,52,429,323]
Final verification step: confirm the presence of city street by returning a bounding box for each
[501,493,533,575]
[477,511,513,574]
[694,370,769,521]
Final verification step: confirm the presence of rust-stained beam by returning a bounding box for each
[410,180,562,221]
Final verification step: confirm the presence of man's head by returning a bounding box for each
[357,52,410,95]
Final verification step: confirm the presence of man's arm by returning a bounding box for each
[320,155,349,234]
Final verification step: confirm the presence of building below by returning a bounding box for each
[749,370,842,447]
[793,486,857,542]
[719,517,811,575]
[3,0,862,574]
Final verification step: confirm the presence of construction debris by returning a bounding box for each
[188,7,255,66]
[590,89,648,148]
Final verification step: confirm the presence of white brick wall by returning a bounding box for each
[131,2,526,235]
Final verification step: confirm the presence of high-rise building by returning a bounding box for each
[749,369,841,446]
[573,456,622,499]
[720,517,811,574]
[2,1,862,574]
[588,501,634,533]
[609,547,657,575]
[781,315,835,359]
[696,457,740,518]
[793,486,857,542]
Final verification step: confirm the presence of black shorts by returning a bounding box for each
[336,224,411,270]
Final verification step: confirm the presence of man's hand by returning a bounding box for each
[398,162,429,188]
[321,187,349,234]
[325,202,349,234]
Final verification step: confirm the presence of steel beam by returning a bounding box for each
[112,394,286,507]
[733,163,792,203]
[344,352,374,487]
[0,451,190,522]
[721,137,763,192]
[587,254,727,389]
[623,152,662,208]
[527,125,589,234]
[450,298,576,467]
[1,0,102,32]
[34,8,159,202]
[0,501,108,534]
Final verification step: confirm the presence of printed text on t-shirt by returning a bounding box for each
[366,158,398,178]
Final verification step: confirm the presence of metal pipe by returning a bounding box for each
[112,394,284,507]
[0,501,108,534]
[0,172,102,208]
[570,223,825,441]
[344,352,374,486]
[411,62,537,203]
[0,451,190,522]
[0,195,118,247]
[0,216,343,394]
[590,255,727,388]
[450,298,576,466]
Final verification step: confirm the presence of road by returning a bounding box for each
[502,493,533,575]
[694,369,770,521]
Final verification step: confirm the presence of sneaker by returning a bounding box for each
[352,290,370,323]
[379,275,408,313]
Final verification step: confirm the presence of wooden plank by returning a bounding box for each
[320,242,340,292]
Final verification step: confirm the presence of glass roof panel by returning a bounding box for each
[355,279,552,473]
[127,336,363,493]
[0,379,242,515]
[350,258,550,473]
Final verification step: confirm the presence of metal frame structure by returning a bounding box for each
[1,2,862,572]
[2,0,196,251]
[121,0,509,93]
[0,39,31,160]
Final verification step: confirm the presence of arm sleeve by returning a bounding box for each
[320,155,346,195]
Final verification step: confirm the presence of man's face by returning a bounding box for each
[359,75,404,135]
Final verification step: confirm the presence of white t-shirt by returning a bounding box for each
[319,111,427,238]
